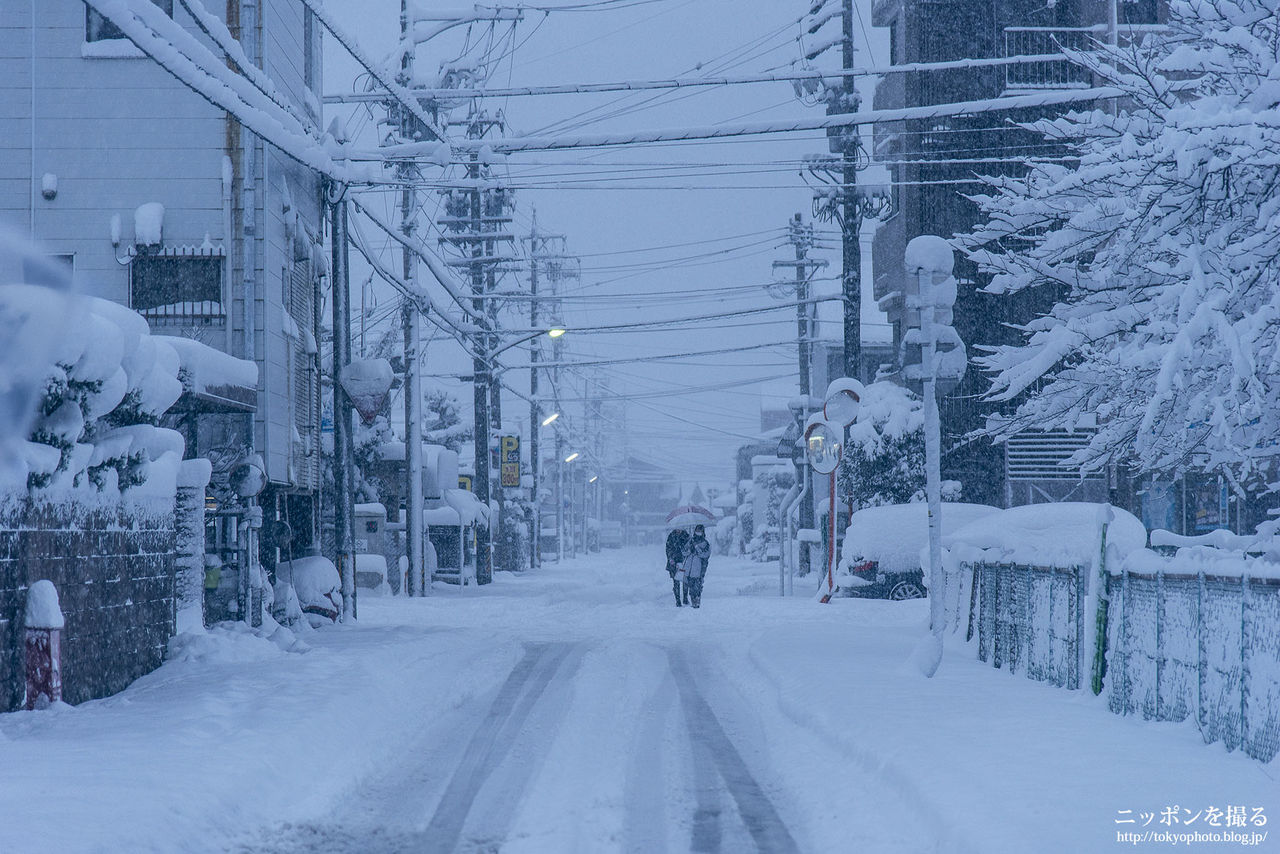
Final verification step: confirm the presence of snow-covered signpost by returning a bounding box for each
[904,236,964,676]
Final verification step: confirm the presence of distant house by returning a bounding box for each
[2,1,327,562]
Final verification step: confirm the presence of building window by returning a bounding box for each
[22,254,74,288]
[86,0,173,43]
[130,255,224,323]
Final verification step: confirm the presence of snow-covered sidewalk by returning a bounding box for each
[0,547,1273,853]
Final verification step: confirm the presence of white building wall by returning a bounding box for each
[0,0,324,492]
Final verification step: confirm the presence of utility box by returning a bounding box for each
[354,503,387,556]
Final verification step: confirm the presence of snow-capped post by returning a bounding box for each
[175,458,213,632]
[24,580,64,710]
[804,413,843,603]
[905,235,959,676]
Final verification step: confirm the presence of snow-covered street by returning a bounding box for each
[1,547,1272,854]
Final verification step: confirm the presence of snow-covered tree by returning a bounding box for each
[423,389,472,453]
[963,0,1280,483]
[838,381,960,508]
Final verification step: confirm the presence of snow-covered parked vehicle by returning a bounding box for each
[837,502,1000,599]
[286,555,342,625]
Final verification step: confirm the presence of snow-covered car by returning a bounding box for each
[838,502,1000,599]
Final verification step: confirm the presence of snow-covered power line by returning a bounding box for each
[348,197,485,324]
[81,0,357,180]
[323,53,1090,104]
[296,0,450,145]
[447,84,1156,153]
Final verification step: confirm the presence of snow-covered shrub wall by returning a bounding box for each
[6,295,185,496]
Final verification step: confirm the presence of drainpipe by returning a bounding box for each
[778,482,801,597]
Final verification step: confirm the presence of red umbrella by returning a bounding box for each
[665,505,716,528]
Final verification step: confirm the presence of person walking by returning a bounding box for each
[682,524,711,608]
[664,527,690,607]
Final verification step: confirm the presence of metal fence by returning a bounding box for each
[970,562,1087,691]
[1108,568,1280,763]
[966,558,1280,762]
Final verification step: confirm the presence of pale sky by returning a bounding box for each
[327,0,887,487]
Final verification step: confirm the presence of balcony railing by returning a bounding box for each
[1004,27,1099,91]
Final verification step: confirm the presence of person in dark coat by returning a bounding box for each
[682,524,712,608]
[664,527,690,606]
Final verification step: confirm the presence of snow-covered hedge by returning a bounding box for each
[3,293,187,497]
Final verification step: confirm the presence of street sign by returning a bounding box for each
[500,435,521,487]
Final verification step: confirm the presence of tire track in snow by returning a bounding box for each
[421,641,577,852]
[668,649,801,854]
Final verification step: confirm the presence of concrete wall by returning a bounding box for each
[0,494,176,711]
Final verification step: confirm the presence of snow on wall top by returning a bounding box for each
[904,235,955,276]
[156,336,258,393]
[944,503,1147,569]
[25,579,65,630]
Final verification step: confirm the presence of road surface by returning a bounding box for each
[242,548,928,853]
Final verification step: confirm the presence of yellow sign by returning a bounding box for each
[500,435,521,487]
[458,474,472,492]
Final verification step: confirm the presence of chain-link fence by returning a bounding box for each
[970,562,1087,690]
[1108,566,1280,763]
[965,556,1280,762]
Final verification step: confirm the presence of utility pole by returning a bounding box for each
[330,194,356,621]
[397,0,424,596]
[837,0,861,381]
[528,216,541,570]
[774,213,827,577]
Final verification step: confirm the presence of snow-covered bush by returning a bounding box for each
[4,293,185,495]
[963,0,1280,483]
[747,467,794,562]
[837,381,963,509]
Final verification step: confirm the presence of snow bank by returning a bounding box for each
[24,580,64,630]
[840,502,1000,574]
[944,502,1147,568]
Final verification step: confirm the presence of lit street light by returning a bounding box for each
[541,412,560,427]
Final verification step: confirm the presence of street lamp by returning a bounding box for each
[541,412,560,427]
[564,452,579,463]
